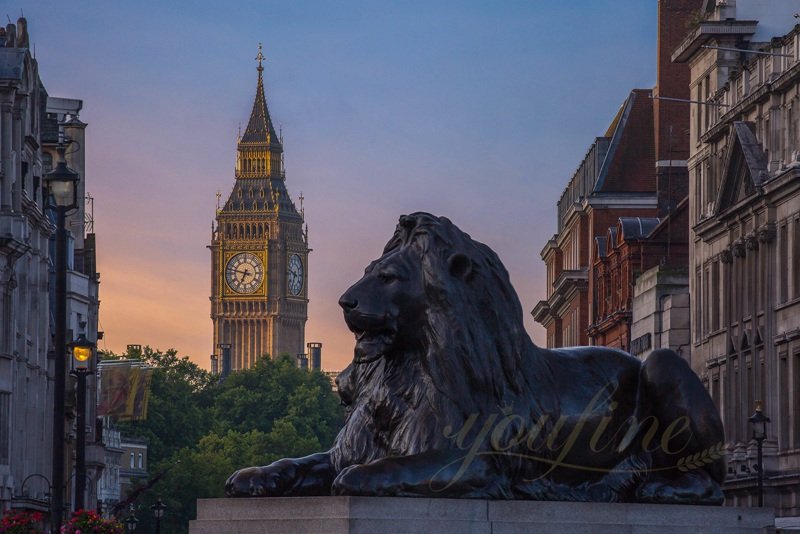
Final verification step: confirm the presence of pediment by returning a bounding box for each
[714,122,768,215]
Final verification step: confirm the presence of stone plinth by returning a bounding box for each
[189,496,774,534]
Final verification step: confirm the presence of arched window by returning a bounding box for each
[42,152,53,174]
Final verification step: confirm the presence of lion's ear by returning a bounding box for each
[448,253,473,281]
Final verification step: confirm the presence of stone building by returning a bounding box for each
[210,46,309,370]
[0,18,55,513]
[672,0,800,515]
[118,436,147,499]
[42,97,103,513]
[0,18,101,515]
[96,425,122,516]
[534,1,697,350]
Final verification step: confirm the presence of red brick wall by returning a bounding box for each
[654,0,698,215]
[654,0,698,163]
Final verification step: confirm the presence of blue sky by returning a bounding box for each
[13,1,658,369]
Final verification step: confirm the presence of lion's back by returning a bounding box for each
[541,346,641,416]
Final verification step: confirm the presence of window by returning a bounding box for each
[711,261,720,332]
[794,218,800,299]
[42,152,53,174]
[0,393,9,465]
[694,267,702,340]
[703,75,711,133]
[780,224,789,302]
[130,452,135,468]
[138,452,143,469]
[793,351,800,448]
[703,265,711,337]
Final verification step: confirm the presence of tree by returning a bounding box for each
[212,356,343,447]
[106,350,344,534]
[101,347,216,465]
[130,430,268,534]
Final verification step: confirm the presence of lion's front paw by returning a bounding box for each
[225,466,282,497]
[332,464,392,496]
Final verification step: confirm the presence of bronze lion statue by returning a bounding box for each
[226,212,725,503]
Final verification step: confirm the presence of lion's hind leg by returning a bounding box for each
[630,349,725,504]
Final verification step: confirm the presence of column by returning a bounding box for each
[11,102,21,212]
[1,98,14,210]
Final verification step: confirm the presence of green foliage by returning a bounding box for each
[102,347,216,464]
[111,350,344,534]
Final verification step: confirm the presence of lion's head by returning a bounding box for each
[331,213,555,470]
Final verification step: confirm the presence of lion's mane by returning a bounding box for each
[330,213,558,473]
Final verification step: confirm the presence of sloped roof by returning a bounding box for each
[221,177,300,217]
[618,217,662,241]
[607,226,618,249]
[240,62,280,146]
[594,89,656,193]
[595,235,608,259]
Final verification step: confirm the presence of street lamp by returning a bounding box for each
[44,143,80,533]
[748,400,771,507]
[124,507,138,533]
[69,333,95,512]
[151,498,166,534]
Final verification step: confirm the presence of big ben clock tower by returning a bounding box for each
[210,45,308,370]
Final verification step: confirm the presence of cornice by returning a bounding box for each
[671,20,758,64]
[702,62,800,144]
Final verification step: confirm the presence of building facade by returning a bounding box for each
[42,98,103,514]
[116,435,147,506]
[0,18,101,516]
[533,90,661,349]
[0,18,54,513]
[533,0,697,352]
[210,48,309,370]
[672,0,800,515]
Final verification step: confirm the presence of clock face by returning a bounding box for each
[288,254,303,296]
[225,252,264,294]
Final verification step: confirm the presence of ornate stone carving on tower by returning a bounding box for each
[210,45,308,370]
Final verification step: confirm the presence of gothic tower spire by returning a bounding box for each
[237,43,283,179]
[211,45,309,372]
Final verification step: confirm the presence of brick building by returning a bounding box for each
[534,0,697,350]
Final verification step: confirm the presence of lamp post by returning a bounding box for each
[44,143,80,533]
[69,333,95,512]
[748,400,771,507]
[151,497,166,534]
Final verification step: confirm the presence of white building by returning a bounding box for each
[673,0,800,516]
[0,17,101,515]
[0,18,56,513]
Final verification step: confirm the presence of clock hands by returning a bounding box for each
[227,266,254,282]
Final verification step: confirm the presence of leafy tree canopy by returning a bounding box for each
[106,350,344,534]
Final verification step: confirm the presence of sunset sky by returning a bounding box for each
[15,1,658,371]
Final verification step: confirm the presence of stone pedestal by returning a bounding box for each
[189,496,774,533]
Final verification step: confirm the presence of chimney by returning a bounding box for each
[654,0,700,215]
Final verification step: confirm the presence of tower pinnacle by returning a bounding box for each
[256,42,265,73]
[237,43,283,178]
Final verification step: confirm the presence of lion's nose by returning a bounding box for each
[339,294,357,310]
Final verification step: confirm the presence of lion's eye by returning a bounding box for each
[377,272,397,283]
